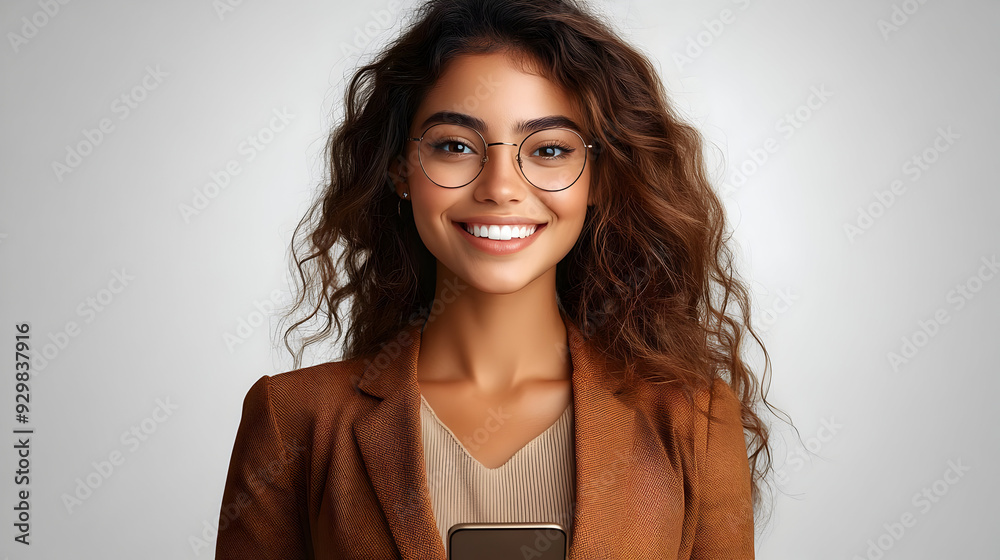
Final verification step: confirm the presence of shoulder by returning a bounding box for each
[640,376,751,508]
[235,355,377,445]
[651,376,741,418]
[640,377,744,451]
[250,357,371,405]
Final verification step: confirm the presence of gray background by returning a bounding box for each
[1,0,997,558]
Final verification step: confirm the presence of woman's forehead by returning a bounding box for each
[415,52,581,133]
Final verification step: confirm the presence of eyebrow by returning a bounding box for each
[417,111,583,137]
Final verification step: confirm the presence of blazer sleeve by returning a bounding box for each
[215,375,311,559]
[690,378,755,559]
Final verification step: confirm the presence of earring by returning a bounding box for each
[398,192,408,217]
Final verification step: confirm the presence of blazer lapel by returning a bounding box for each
[563,319,644,558]
[354,320,446,559]
[354,314,641,560]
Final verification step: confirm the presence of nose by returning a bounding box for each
[472,141,531,203]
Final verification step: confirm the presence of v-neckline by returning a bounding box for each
[419,393,572,471]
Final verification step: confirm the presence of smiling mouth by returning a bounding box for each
[456,222,547,240]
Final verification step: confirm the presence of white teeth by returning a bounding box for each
[465,223,539,240]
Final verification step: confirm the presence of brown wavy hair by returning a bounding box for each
[281,0,788,522]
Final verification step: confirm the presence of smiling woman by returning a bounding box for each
[215,0,782,558]
[399,51,593,296]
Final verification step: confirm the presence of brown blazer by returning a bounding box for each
[215,314,754,559]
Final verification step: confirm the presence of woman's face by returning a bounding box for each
[400,51,593,294]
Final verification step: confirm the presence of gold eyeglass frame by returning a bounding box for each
[407,123,596,192]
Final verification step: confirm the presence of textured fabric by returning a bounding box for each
[215,311,755,559]
[419,393,576,554]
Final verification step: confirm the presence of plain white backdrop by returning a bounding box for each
[1,0,997,558]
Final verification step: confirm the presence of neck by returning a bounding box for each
[416,266,571,395]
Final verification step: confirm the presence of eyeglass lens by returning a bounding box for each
[416,123,587,190]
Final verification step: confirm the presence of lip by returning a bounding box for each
[452,221,546,255]
[456,215,548,226]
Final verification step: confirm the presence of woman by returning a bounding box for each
[216,0,779,558]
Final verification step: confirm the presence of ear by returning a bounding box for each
[388,155,408,197]
[390,144,423,194]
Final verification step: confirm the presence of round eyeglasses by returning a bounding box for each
[407,123,594,192]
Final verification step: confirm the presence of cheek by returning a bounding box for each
[564,179,592,240]
[409,198,436,241]
[556,179,591,223]
[409,185,455,240]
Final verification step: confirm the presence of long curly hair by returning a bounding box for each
[281,0,786,521]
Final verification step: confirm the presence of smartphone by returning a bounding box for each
[447,522,567,560]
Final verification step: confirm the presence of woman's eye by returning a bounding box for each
[437,141,474,154]
[532,145,571,158]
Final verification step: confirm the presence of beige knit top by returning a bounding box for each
[419,393,576,554]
